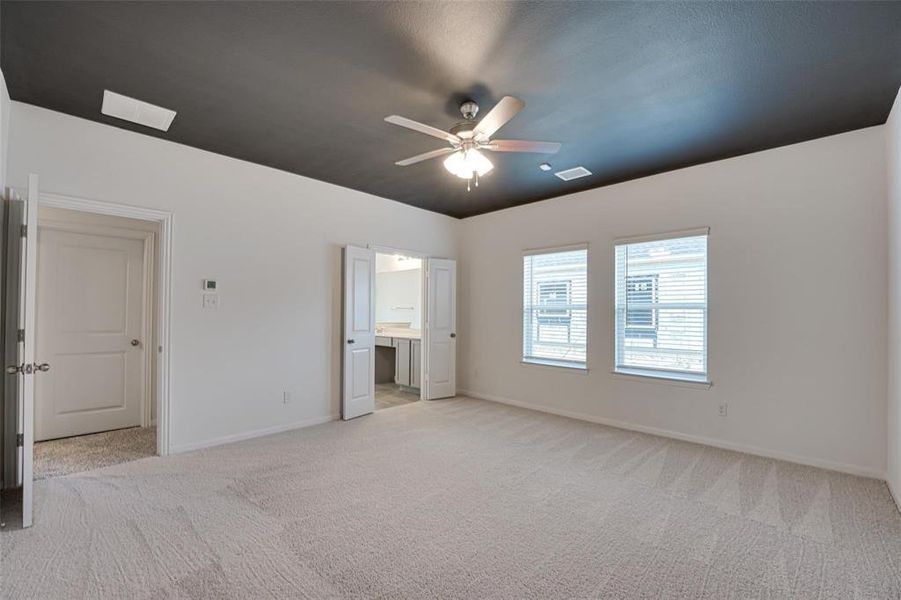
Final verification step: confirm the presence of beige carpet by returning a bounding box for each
[33,426,157,480]
[2,397,900,599]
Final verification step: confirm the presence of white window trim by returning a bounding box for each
[613,229,709,385]
[611,368,712,389]
[523,242,589,256]
[522,357,589,372]
[614,226,710,246]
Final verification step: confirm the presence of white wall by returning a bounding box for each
[459,126,888,477]
[7,102,458,452]
[887,88,901,503]
[376,267,422,328]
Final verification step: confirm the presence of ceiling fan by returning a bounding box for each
[385,96,561,191]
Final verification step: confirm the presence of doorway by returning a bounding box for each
[374,252,423,411]
[32,207,159,479]
[341,244,456,420]
[1,178,173,529]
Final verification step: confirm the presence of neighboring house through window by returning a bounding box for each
[615,230,708,382]
[523,246,588,369]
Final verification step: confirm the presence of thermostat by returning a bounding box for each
[202,279,217,291]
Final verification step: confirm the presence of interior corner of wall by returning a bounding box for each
[0,68,9,191]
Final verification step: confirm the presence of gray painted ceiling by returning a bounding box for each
[2,2,900,218]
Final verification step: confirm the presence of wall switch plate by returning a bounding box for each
[718,402,728,417]
[202,279,217,291]
[282,390,291,405]
[202,293,220,310]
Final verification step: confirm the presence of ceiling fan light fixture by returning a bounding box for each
[443,148,493,179]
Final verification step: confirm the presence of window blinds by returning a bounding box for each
[523,247,588,367]
[615,234,707,378]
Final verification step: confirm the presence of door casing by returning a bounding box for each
[29,191,174,456]
[365,245,456,402]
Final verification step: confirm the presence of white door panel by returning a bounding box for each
[343,246,375,419]
[425,258,456,400]
[430,341,452,385]
[351,347,372,400]
[5,174,41,528]
[35,228,146,441]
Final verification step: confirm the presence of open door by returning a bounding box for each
[424,258,456,400]
[342,245,375,419]
[2,175,40,528]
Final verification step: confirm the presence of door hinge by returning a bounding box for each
[20,224,27,238]
[17,329,24,342]
[16,433,23,447]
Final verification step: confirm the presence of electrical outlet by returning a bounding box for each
[718,402,728,417]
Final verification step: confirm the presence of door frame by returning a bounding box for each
[368,244,443,402]
[22,190,174,455]
[35,219,157,433]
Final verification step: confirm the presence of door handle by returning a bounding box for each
[131,339,141,347]
[347,339,355,344]
[450,333,456,338]
[5,363,47,374]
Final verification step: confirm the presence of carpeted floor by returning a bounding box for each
[2,397,900,599]
[33,426,157,480]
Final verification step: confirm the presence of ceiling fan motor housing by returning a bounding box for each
[460,100,479,120]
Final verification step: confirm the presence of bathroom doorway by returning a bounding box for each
[373,252,423,410]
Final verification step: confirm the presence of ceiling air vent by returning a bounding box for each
[101,90,176,132]
[554,166,592,181]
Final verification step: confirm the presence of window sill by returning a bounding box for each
[612,368,712,389]
[522,358,588,373]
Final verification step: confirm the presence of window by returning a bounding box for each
[523,246,587,368]
[615,230,708,382]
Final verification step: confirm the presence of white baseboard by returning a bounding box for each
[888,477,901,514]
[459,389,885,480]
[169,414,338,454]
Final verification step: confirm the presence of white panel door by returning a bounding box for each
[35,227,146,441]
[342,245,375,420]
[425,258,456,400]
[12,174,40,527]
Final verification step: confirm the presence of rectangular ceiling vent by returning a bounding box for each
[554,166,592,181]
[101,90,176,131]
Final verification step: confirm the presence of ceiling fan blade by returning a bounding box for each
[473,96,525,139]
[395,147,457,166]
[483,140,561,154]
[385,115,460,144]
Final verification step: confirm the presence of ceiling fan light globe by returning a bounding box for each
[443,149,493,179]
